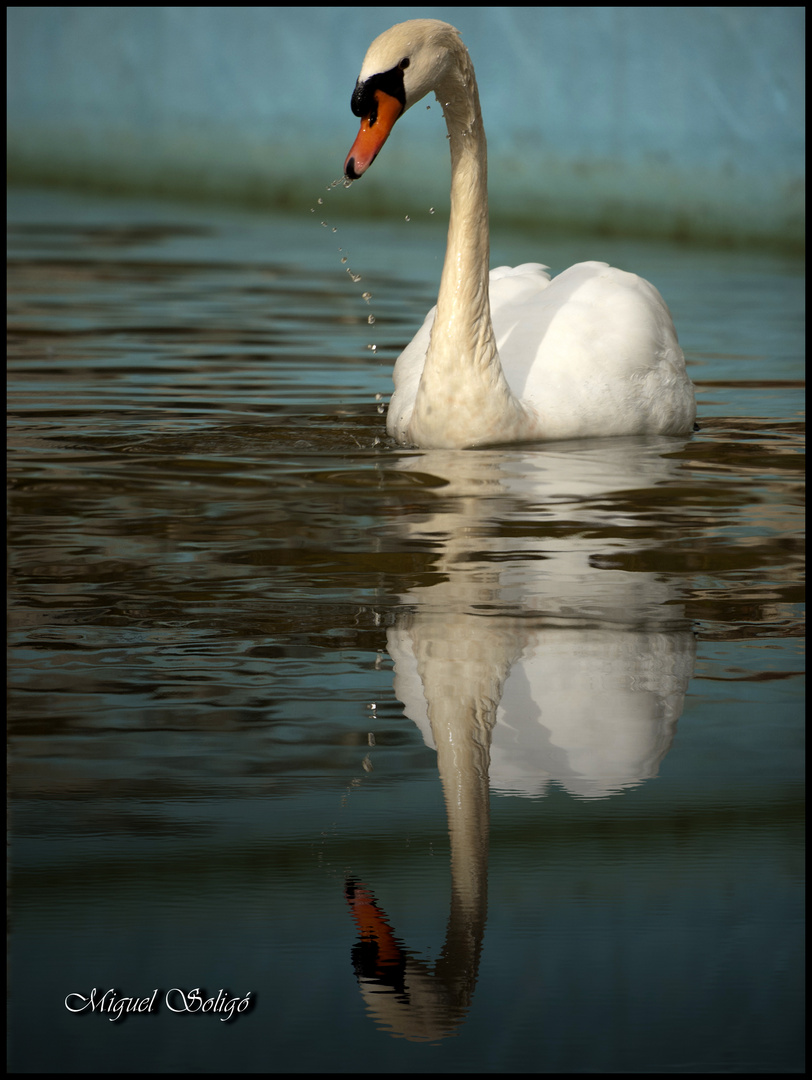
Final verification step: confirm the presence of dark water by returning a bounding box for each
[8,188,804,1073]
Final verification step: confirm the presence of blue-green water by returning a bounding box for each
[7,187,804,1073]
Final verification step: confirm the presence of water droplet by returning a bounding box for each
[331,227,337,233]
[340,256,348,264]
[375,393,382,401]
[367,344,378,353]
[376,403,385,414]
[317,197,324,205]
[404,215,410,222]
[320,221,328,228]
[367,315,375,325]
[362,291,372,302]
[429,207,435,214]
[343,179,353,189]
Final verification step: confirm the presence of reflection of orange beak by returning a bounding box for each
[344,89,404,179]
[345,879,403,966]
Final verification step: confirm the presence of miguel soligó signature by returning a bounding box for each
[64,987,253,1022]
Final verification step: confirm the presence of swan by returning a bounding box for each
[343,19,696,449]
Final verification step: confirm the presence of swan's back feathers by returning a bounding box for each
[498,261,694,438]
[489,262,552,288]
[388,261,695,445]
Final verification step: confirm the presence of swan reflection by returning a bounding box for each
[347,438,695,1041]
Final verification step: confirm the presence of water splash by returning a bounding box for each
[309,176,386,367]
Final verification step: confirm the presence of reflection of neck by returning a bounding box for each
[413,615,525,996]
[432,692,490,995]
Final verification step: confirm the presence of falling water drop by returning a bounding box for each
[362,291,372,303]
[367,315,375,325]
[404,215,411,222]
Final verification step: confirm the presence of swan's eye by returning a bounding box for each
[399,58,410,70]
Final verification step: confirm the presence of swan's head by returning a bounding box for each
[344,19,461,180]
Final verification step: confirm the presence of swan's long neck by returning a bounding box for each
[435,51,493,374]
[408,43,528,448]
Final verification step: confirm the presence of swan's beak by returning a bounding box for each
[344,89,404,180]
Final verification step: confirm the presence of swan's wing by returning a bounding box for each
[492,261,695,437]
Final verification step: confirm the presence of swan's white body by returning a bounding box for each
[344,19,696,449]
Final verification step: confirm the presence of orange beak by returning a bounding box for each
[344,89,404,179]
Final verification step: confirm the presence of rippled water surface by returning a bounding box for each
[8,188,804,1073]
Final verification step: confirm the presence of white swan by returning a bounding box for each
[344,19,696,449]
